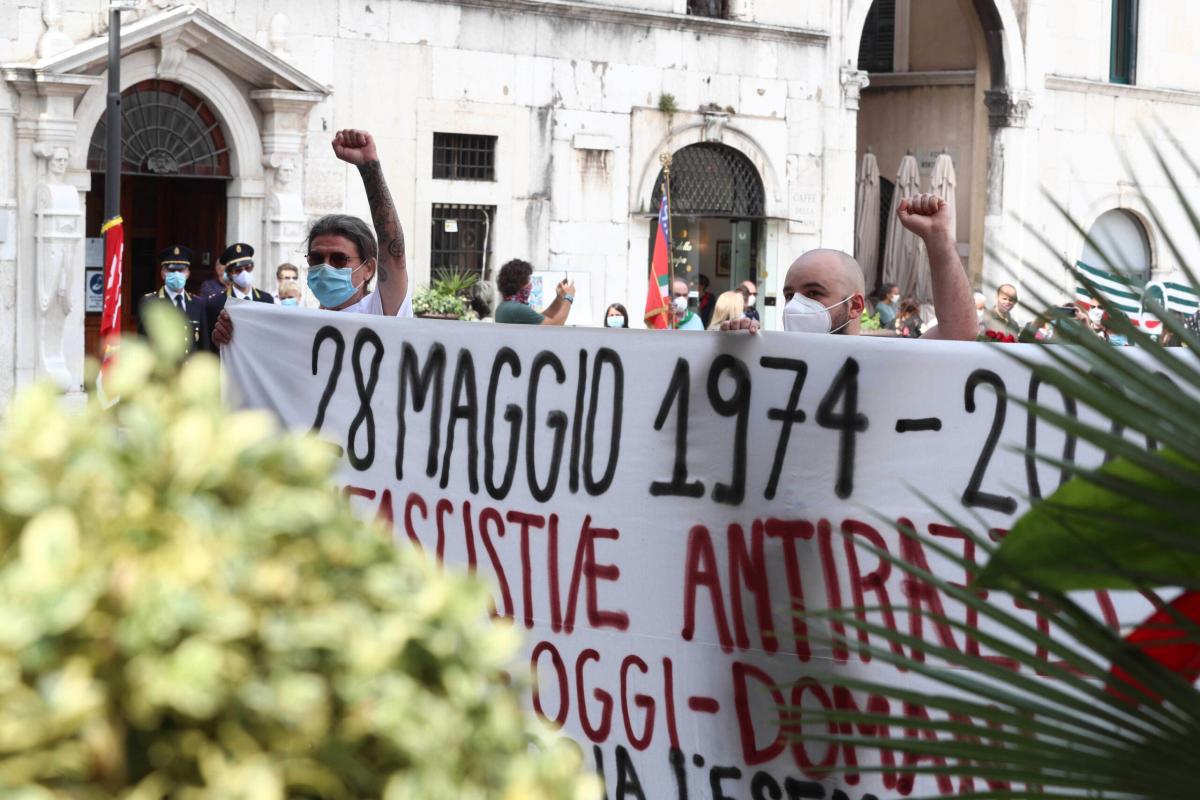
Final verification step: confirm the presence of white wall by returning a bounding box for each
[1043,0,1200,91]
[1044,0,1111,81]
[266,0,835,327]
[1016,0,1200,309]
[4,0,1200,397]
[1136,3,1200,93]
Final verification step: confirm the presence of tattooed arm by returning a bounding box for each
[332,129,409,316]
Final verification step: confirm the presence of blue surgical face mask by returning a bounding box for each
[280,298,299,307]
[307,264,365,308]
[164,271,187,292]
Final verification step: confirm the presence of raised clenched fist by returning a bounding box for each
[332,129,378,166]
[898,193,952,242]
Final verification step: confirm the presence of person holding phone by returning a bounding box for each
[494,259,574,325]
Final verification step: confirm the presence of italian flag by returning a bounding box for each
[644,185,671,329]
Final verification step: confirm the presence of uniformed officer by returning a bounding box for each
[139,245,210,353]
[204,243,273,351]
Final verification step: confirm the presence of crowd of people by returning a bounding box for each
[864,282,1189,347]
[148,128,1183,353]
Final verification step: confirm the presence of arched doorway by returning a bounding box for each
[83,79,231,357]
[650,143,766,308]
[853,0,1011,295]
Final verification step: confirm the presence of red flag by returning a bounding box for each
[100,216,123,345]
[1109,590,1200,704]
[99,215,123,377]
[644,183,671,330]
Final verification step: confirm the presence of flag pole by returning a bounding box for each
[104,3,122,228]
[660,152,674,292]
[98,1,131,388]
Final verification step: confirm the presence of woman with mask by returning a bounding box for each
[212,128,411,348]
[604,303,629,329]
[707,291,745,331]
[277,281,302,307]
[875,284,901,328]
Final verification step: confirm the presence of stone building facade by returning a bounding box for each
[0,0,1197,402]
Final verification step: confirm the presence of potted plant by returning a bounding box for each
[0,309,593,798]
[413,266,480,321]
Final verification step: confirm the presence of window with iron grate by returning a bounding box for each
[858,0,897,74]
[433,133,497,181]
[87,79,230,177]
[687,0,728,18]
[430,204,494,277]
[651,143,765,218]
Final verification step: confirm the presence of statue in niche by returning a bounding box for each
[263,154,307,297]
[273,157,296,192]
[38,0,74,59]
[34,144,81,388]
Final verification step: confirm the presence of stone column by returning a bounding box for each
[0,87,18,407]
[4,69,101,397]
[981,89,1035,297]
[251,88,323,294]
[829,67,870,250]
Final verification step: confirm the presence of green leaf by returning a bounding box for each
[977,451,1200,591]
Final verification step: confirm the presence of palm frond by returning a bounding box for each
[790,134,1200,798]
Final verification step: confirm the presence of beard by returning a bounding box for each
[831,304,853,335]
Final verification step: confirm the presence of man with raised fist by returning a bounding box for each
[212,128,411,347]
[721,193,976,341]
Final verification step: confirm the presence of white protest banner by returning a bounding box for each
[223,303,1150,800]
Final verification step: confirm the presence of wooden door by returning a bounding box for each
[85,174,227,359]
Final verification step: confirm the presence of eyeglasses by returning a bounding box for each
[306,252,365,269]
[227,264,253,274]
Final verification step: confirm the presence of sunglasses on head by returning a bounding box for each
[306,252,366,269]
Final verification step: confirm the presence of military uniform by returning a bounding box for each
[204,242,274,352]
[139,245,210,353]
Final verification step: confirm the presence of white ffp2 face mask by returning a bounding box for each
[782,294,854,334]
[671,296,689,315]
